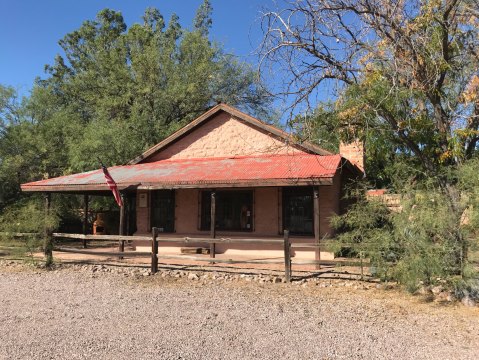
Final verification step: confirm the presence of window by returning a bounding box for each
[200,190,253,231]
[151,190,175,232]
[282,187,313,235]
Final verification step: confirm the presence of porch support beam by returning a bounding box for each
[119,193,125,257]
[210,190,216,258]
[82,194,89,248]
[314,187,321,270]
[44,193,53,266]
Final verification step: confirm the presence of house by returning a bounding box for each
[21,104,364,260]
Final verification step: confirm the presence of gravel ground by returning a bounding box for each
[0,263,478,360]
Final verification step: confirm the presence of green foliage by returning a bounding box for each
[453,279,479,302]
[0,2,271,228]
[32,4,269,172]
[332,159,479,292]
[0,196,59,235]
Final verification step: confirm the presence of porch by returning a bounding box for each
[131,232,335,261]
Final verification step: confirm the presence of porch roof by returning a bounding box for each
[21,153,345,193]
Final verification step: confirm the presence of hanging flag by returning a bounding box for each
[100,161,123,207]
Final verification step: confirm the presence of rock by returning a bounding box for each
[431,286,443,294]
[188,273,199,281]
[461,296,476,307]
[272,277,282,284]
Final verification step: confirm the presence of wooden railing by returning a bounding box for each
[49,229,369,282]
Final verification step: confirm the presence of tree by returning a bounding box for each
[0,1,271,224]
[32,1,270,171]
[259,0,479,290]
[259,0,479,177]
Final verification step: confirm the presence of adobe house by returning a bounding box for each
[21,104,363,260]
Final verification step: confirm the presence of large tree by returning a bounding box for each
[259,0,479,179]
[259,1,479,287]
[38,2,269,172]
[0,1,270,210]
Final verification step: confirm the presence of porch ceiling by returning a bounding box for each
[21,153,342,193]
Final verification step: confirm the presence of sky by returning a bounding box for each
[0,0,270,97]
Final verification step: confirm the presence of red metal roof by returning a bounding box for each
[21,154,343,192]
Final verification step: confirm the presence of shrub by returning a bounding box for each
[332,160,479,293]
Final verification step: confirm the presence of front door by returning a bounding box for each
[150,190,175,232]
[282,187,314,235]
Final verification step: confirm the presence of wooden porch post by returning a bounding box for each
[44,193,53,266]
[314,187,321,270]
[82,194,89,248]
[119,193,125,257]
[125,194,131,236]
[210,190,216,258]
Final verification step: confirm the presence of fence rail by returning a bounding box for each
[53,233,151,242]
[47,230,369,282]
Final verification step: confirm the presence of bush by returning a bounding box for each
[454,279,479,302]
[0,196,58,235]
[332,160,479,293]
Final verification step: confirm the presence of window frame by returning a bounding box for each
[282,186,314,236]
[199,189,254,232]
[150,190,176,233]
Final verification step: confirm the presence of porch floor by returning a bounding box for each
[133,232,334,260]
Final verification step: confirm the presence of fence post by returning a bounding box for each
[283,230,291,283]
[151,227,158,274]
[360,251,364,280]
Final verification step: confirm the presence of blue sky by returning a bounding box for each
[0,0,269,97]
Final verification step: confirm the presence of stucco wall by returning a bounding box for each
[175,189,200,234]
[134,182,341,260]
[253,187,280,235]
[319,173,341,237]
[136,190,150,234]
[135,183,341,238]
[146,112,305,161]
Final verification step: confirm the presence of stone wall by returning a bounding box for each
[145,112,305,161]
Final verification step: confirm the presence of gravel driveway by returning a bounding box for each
[0,263,477,360]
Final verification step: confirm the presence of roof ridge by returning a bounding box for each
[134,152,338,165]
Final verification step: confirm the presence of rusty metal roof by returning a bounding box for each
[21,154,344,192]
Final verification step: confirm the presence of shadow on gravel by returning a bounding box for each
[52,258,378,284]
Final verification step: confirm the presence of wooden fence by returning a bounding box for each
[49,229,368,282]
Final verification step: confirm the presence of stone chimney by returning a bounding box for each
[339,140,365,171]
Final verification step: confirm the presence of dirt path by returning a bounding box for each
[0,264,477,359]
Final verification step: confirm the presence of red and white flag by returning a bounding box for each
[101,164,123,207]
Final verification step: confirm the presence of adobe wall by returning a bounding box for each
[135,190,150,234]
[173,188,280,236]
[175,189,200,233]
[146,112,305,161]
[135,184,340,238]
[253,187,280,235]
[319,173,341,238]
[133,184,340,256]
